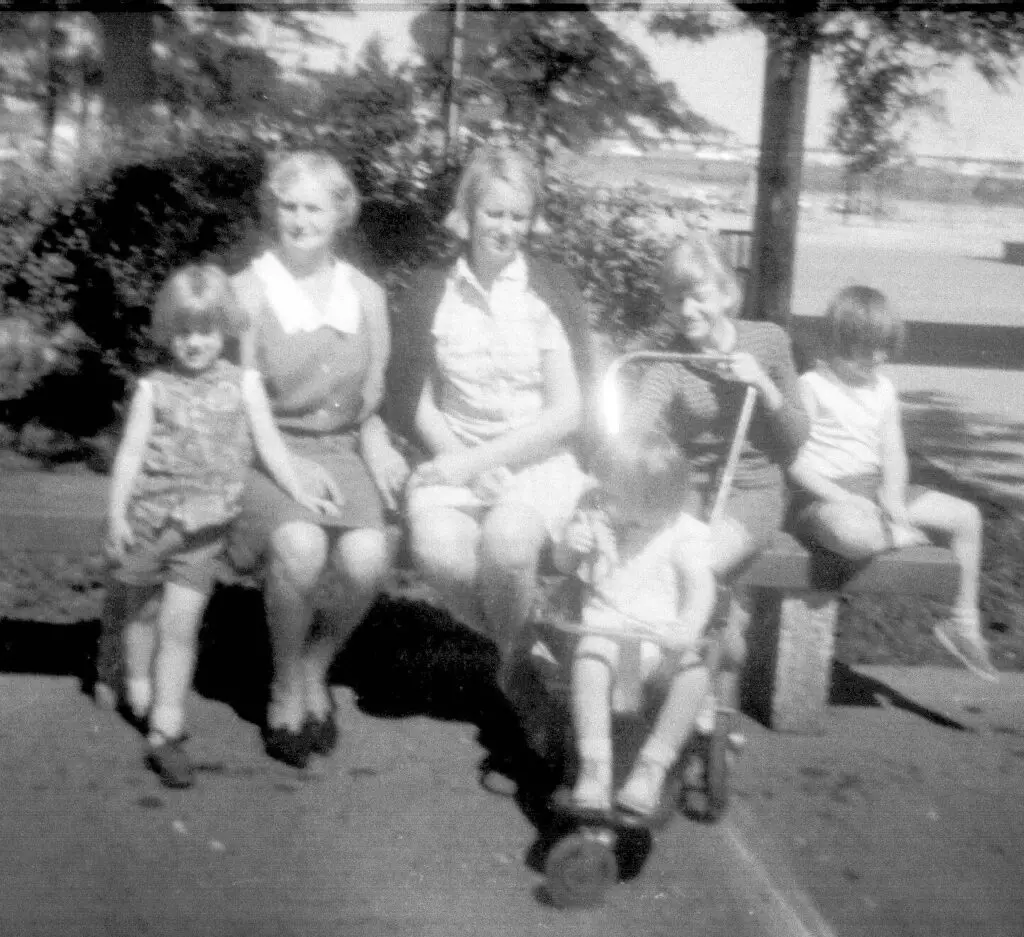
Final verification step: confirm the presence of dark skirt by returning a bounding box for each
[227,431,384,573]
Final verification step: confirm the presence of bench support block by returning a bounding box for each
[744,588,838,735]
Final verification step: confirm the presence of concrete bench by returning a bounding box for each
[1,471,960,734]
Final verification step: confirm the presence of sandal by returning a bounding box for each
[147,733,194,789]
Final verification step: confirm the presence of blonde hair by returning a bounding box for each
[150,264,246,349]
[659,231,741,317]
[263,150,361,237]
[592,428,689,515]
[824,285,905,360]
[444,143,541,241]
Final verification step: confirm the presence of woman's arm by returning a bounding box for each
[754,326,809,458]
[242,370,340,515]
[414,371,465,456]
[106,381,155,558]
[410,340,582,488]
[357,275,389,422]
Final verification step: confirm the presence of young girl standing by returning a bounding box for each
[103,264,337,788]
[553,430,717,818]
[789,285,997,681]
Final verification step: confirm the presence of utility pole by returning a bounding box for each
[441,0,466,165]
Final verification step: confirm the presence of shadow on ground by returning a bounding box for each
[827,661,969,731]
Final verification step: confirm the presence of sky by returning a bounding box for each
[300,3,1024,161]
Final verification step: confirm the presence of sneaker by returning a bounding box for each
[146,734,194,789]
[571,759,612,813]
[933,622,999,682]
[615,759,667,819]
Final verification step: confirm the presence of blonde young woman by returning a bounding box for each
[386,143,593,696]
[230,151,409,768]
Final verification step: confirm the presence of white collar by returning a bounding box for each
[453,252,528,300]
[251,251,361,335]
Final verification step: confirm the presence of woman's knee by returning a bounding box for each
[333,528,391,589]
[268,522,329,593]
[481,504,547,571]
[408,508,480,578]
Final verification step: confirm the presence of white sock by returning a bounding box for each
[126,678,152,718]
[148,705,184,742]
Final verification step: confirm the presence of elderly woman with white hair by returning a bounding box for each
[230,150,409,768]
[385,143,594,701]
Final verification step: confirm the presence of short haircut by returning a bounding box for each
[659,231,741,317]
[824,285,905,360]
[444,143,541,240]
[263,149,360,237]
[592,427,689,515]
[150,264,247,348]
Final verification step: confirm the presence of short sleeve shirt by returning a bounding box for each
[791,365,898,480]
[431,254,571,445]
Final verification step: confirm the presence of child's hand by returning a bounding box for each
[104,514,133,562]
[564,515,596,555]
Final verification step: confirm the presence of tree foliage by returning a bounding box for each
[411,2,720,159]
[651,2,1024,174]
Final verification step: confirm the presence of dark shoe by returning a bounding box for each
[262,723,311,769]
[302,698,340,757]
[147,734,194,789]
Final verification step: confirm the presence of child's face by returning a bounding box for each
[275,173,345,260]
[599,474,667,531]
[830,346,888,386]
[469,178,533,271]
[171,327,224,374]
[662,278,729,345]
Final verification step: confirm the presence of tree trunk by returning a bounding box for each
[95,11,155,126]
[744,25,813,325]
[43,12,60,168]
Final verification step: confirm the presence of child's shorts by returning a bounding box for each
[110,522,228,594]
[789,474,929,544]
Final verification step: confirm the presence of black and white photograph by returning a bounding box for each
[1,2,1022,934]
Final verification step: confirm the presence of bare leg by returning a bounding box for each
[799,500,893,561]
[409,505,484,629]
[907,491,996,680]
[617,664,710,816]
[303,527,392,719]
[101,582,160,718]
[478,502,547,662]
[148,581,211,741]
[571,649,615,810]
[264,521,328,731]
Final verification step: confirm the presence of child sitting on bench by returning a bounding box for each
[552,429,717,817]
[788,285,997,681]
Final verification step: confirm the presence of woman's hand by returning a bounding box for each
[407,449,481,490]
[293,491,343,519]
[718,352,784,410]
[104,513,133,562]
[362,432,411,513]
[292,456,346,506]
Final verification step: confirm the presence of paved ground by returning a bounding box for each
[1,656,1022,937]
